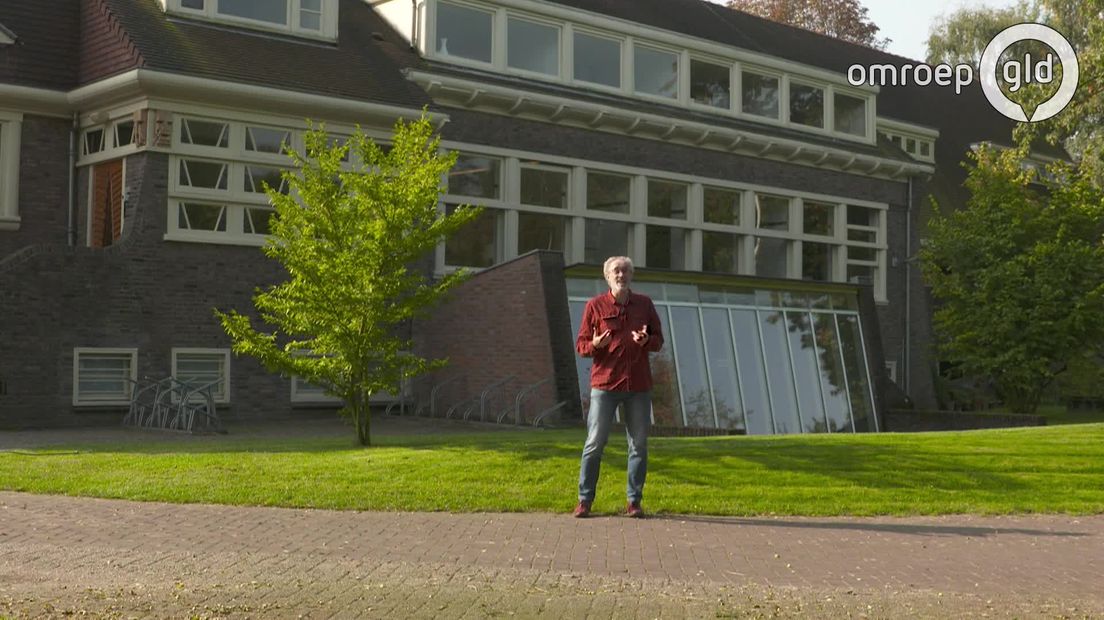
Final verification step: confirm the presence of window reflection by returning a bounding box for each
[649,306,683,425]
[566,279,875,436]
[730,309,773,434]
[838,315,876,431]
[759,310,800,434]
[702,308,745,431]
[670,306,713,428]
[814,312,855,432]
[785,311,827,433]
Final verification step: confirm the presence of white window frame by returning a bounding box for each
[432,0,497,68]
[166,114,297,246]
[72,348,138,407]
[171,348,231,404]
[423,0,877,143]
[438,141,890,301]
[505,14,562,78]
[739,67,783,123]
[631,41,681,102]
[687,54,734,112]
[571,28,623,93]
[162,0,338,41]
[786,79,827,133]
[0,110,22,230]
[291,375,344,404]
[832,89,870,139]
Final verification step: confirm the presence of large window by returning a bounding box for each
[520,164,568,209]
[702,232,740,274]
[634,45,678,99]
[703,187,740,225]
[646,226,687,269]
[569,280,878,435]
[647,180,688,220]
[790,82,825,128]
[168,117,297,244]
[690,59,731,109]
[440,148,886,299]
[0,115,21,230]
[573,31,620,88]
[584,218,630,264]
[445,204,500,267]
[845,204,882,293]
[507,17,559,76]
[449,154,501,199]
[172,348,231,403]
[742,71,779,119]
[518,212,567,254]
[586,172,630,213]
[755,194,791,278]
[436,1,493,63]
[171,0,333,37]
[834,93,867,137]
[73,348,137,406]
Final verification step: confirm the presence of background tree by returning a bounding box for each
[927,0,1104,185]
[726,0,890,50]
[925,2,1037,70]
[919,144,1104,413]
[217,115,481,446]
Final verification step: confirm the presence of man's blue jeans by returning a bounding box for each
[578,389,651,504]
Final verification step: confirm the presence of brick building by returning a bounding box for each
[0,0,1034,433]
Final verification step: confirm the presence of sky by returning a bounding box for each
[861,0,1027,61]
[707,0,1029,62]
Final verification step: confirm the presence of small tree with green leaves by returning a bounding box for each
[216,114,480,445]
[919,143,1104,412]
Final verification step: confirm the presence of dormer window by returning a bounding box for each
[414,0,876,143]
[834,92,867,137]
[163,0,336,40]
[789,82,824,129]
[634,45,679,100]
[436,2,493,63]
[507,17,560,76]
[691,59,731,109]
[573,31,621,89]
[742,70,780,119]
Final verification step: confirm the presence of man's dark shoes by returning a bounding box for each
[573,501,592,518]
[625,501,644,518]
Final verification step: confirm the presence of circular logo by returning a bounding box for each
[979,23,1079,122]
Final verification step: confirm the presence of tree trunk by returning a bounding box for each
[354,390,372,446]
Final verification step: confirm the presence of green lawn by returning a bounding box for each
[2,423,1103,516]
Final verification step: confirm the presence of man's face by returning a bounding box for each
[605,260,632,295]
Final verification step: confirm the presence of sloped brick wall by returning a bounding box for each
[412,251,582,422]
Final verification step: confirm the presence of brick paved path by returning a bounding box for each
[2,419,1102,618]
[2,491,1102,618]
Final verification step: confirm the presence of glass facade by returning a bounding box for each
[568,277,878,435]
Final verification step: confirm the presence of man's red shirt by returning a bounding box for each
[575,290,665,391]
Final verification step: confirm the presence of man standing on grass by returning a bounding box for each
[574,256,664,518]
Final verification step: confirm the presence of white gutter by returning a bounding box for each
[63,69,442,125]
[410,70,933,178]
[0,83,70,117]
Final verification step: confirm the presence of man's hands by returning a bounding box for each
[592,328,612,349]
[593,325,650,349]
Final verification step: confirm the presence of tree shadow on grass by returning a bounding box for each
[649,437,1037,495]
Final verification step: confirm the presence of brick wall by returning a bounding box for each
[79,0,143,85]
[0,115,71,258]
[0,150,296,428]
[411,251,581,424]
